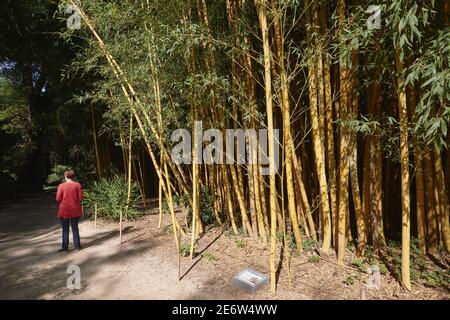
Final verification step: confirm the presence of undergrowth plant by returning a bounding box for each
[83,174,142,221]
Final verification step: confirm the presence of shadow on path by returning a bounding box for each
[0,193,152,299]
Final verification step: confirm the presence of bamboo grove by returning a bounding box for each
[61,0,450,292]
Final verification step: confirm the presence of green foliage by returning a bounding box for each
[351,258,366,272]
[162,225,173,236]
[43,164,71,191]
[83,175,142,221]
[235,239,245,249]
[420,270,449,287]
[408,28,450,151]
[198,186,215,225]
[65,145,97,184]
[186,185,216,227]
[343,274,356,286]
[179,243,191,257]
[225,228,235,239]
[0,1,98,194]
[172,193,189,207]
[161,193,189,216]
[384,238,449,289]
[338,116,380,136]
[308,255,320,263]
[386,0,432,57]
[337,0,447,160]
[201,251,219,262]
[161,199,170,213]
[0,79,33,175]
[379,264,388,275]
[161,186,215,227]
[276,231,296,249]
[302,238,319,252]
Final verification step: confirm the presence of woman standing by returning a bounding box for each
[56,169,84,252]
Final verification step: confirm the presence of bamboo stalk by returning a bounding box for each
[119,209,123,244]
[305,0,332,255]
[273,0,302,251]
[255,0,278,293]
[127,116,133,203]
[434,151,450,252]
[91,105,101,179]
[164,161,182,281]
[395,48,411,291]
[158,155,164,229]
[424,151,438,252]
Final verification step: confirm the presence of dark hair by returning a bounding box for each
[64,169,75,179]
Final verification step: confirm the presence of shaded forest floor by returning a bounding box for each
[0,193,448,300]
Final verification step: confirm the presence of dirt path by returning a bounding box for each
[0,194,227,299]
[1,194,448,300]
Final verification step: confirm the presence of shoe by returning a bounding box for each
[75,246,82,251]
[59,248,68,252]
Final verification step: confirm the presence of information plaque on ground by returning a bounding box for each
[232,268,268,294]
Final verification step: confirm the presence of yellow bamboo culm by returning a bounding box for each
[158,172,163,229]
[336,0,350,265]
[119,209,123,244]
[163,161,182,281]
[189,113,200,259]
[254,0,278,293]
[395,48,411,291]
[434,151,450,253]
[91,105,101,179]
[272,0,302,251]
[305,0,332,255]
[127,116,133,203]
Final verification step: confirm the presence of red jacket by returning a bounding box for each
[56,181,84,219]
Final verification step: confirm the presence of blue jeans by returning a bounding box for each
[61,218,81,250]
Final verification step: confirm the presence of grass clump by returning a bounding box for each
[83,174,142,221]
